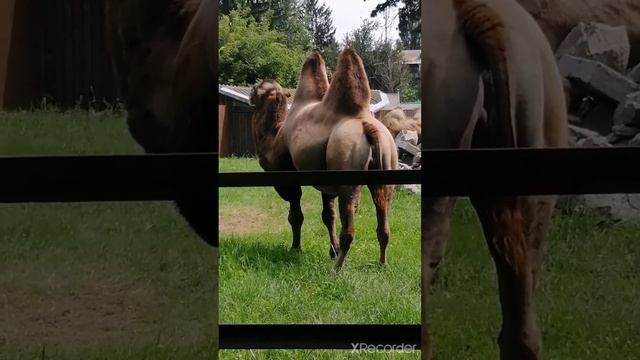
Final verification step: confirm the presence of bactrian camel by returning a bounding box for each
[380,107,422,139]
[422,0,568,359]
[251,49,399,270]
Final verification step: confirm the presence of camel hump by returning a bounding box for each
[293,52,330,103]
[325,48,371,116]
[453,0,516,147]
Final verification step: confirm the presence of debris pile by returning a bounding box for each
[556,22,640,221]
[395,129,422,193]
[387,22,640,220]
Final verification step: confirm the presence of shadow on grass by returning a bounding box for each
[220,234,396,277]
[219,236,309,273]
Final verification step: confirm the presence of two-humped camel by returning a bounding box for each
[422,0,568,359]
[380,108,422,139]
[250,50,398,270]
[104,0,217,246]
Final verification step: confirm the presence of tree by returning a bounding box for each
[373,40,408,93]
[343,19,380,88]
[302,0,336,51]
[219,0,313,50]
[368,0,420,49]
[302,0,339,71]
[218,7,306,87]
[343,19,419,99]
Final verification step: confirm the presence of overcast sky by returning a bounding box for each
[322,0,400,43]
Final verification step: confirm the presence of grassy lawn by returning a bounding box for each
[219,157,640,359]
[218,157,421,359]
[0,110,217,359]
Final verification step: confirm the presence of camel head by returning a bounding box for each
[249,79,291,108]
[250,79,290,169]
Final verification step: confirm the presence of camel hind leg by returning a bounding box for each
[368,184,393,265]
[525,195,556,294]
[334,186,362,271]
[321,193,339,258]
[471,195,541,360]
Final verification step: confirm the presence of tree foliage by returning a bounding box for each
[343,19,380,87]
[302,0,336,51]
[369,0,421,49]
[219,0,312,50]
[218,8,306,87]
[343,20,413,96]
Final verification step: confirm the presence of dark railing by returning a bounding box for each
[3,148,639,350]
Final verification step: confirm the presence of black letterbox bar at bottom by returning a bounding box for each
[218,324,421,349]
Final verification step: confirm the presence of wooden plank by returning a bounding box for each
[218,104,226,154]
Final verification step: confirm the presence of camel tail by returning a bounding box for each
[454,0,527,274]
[453,0,516,148]
[325,48,371,116]
[363,121,384,171]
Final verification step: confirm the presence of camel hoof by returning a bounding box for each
[334,254,346,272]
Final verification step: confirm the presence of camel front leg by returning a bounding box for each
[334,186,361,271]
[321,193,339,258]
[421,196,455,360]
[471,196,541,360]
[274,185,304,252]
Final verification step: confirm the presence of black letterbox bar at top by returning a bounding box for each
[218,324,421,349]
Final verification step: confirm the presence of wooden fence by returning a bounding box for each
[1,0,116,109]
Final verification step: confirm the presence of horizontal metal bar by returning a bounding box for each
[218,324,420,349]
[420,147,640,196]
[219,147,640,195]
[0,147,638,202]
[0,153,218,203]
[218,169,420,187]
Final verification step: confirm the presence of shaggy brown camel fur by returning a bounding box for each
[380,108,422,139]
[516,0,640,67]
[251,50,399,270]
[105,0,217,246]
[422,0,568,359]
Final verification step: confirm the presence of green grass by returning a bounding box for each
[219,158,421,359]
[0,110,217,359]
[219,157,640,359]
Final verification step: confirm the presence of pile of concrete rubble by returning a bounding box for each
[392,21,640,221]
[558,22,640,221]
[394,129,422,193]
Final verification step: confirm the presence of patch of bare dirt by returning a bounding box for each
[0,270,212,352]
[218,205,284,235]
